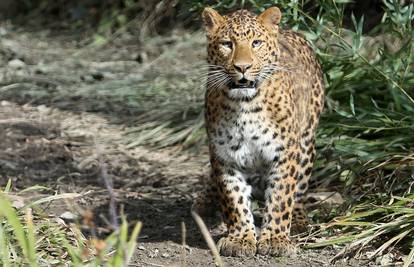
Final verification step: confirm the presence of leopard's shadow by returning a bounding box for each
[90,197,224,250]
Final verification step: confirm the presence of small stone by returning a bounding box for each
[37,105,51,114]
[34,63,49,74]
[0,27,7,36]
[184,245,192,252]
[306,192,344,206]
[138,245,145,251]
[376,254,394,266]
[148,248,159,258]
[80,75,94,83]
[161,252,170,258]
[8,59,26,70]
[10,195,25,209]
[1,100,11,106]
[60,211,78,221]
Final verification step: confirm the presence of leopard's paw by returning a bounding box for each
[291,206,310,234]
[257,236,296,256]
[217,235,257,257]
[290,218,310,235]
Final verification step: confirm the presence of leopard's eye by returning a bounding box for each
[252,40,263,48]
[220,41,233,50]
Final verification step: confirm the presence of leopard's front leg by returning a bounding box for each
[257,147,299,256]
[211,158,257,257]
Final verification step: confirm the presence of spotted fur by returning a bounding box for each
[193,7,324,257]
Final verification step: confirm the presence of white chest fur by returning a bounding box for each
[211,110,283,171]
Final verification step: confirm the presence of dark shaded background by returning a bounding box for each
[0,0,387,33]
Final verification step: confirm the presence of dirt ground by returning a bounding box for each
[0,23,378,267]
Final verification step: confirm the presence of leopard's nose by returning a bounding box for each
[234,63,252,73]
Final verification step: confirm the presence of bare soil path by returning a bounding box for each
[0,24,365,266]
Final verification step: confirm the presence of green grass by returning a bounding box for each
[0,182,141,266]
[306,194,414,266]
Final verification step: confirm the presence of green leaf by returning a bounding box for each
[350,94,355,116]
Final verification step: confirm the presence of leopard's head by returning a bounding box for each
[203,7,281,100]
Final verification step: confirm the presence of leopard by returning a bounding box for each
[192,6,324,257]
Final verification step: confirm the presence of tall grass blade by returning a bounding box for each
[0,194,38,266]
[0,224,11,267]
[404,240,414,267]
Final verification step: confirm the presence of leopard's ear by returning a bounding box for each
[202,7,224,35]
[258,7,281,30]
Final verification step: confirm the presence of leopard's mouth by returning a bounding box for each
[229,78,257,90]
